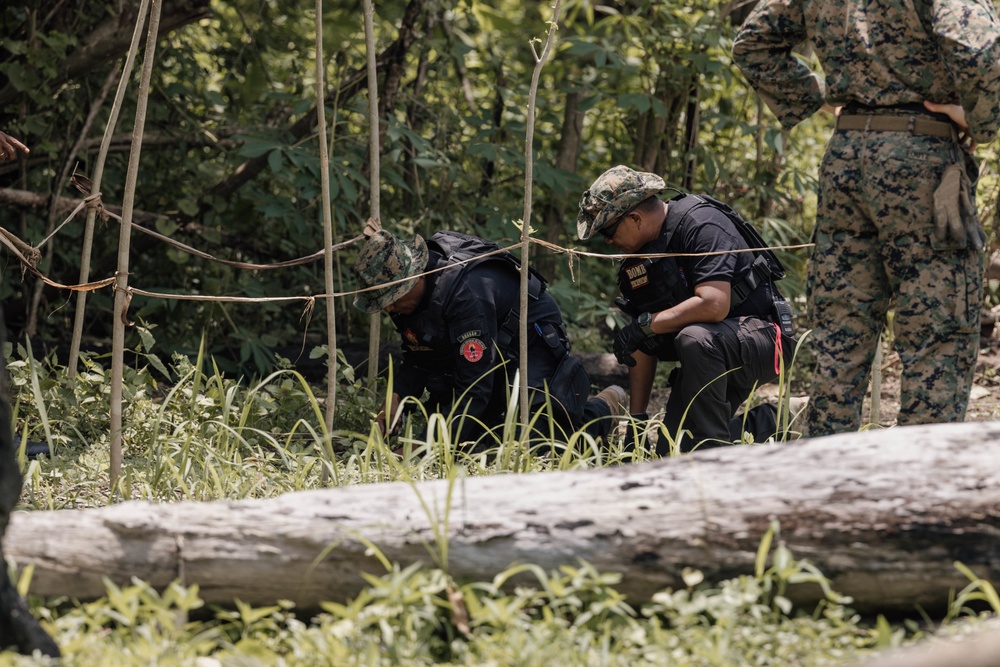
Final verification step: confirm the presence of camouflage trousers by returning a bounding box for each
[805,125,983,437]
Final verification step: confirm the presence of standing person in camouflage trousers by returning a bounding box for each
[733,0,1000,436]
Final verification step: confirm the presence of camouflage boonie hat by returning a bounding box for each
[352,230,429,314]
[576,165,666,240]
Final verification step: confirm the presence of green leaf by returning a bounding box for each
[236,136,281,158]
[146,354,170,378]
[267,149,284,173]
[466,143,498,160]
[137,327,156,353]
[617,93,651,113]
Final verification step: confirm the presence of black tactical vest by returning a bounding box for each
[617,193,779,317]
[415,231,548,357]
[617,200,691,315]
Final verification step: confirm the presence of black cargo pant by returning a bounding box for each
[426,352,614,451]
[662,315,795,454]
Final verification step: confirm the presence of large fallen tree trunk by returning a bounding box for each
[845,619,1000,667]
[6,422,1000,613]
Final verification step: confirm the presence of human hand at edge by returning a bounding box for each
[923,101,977,153]
[0,131,29,162]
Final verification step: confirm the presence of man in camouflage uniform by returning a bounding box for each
[733,0,1000,436]
[577,166,796,453]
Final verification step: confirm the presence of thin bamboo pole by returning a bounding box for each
[316,0,339,475]
[30,67,116,341]
[518,1,561,429]
[68,0,151,380]
[110,0,162,487]
[363,0,382,388]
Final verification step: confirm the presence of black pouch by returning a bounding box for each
[773,297,795,337]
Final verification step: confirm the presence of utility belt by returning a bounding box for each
[721,256,793,335]
[836,102,958,140]
[837,102,983,250]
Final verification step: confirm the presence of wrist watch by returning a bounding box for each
[637,311,655,337]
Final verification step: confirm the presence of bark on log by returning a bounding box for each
[5,422,1000,613]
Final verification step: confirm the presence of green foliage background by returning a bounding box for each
[3,345,998,665]
[2,2,1000,662]
[0,0,867,376]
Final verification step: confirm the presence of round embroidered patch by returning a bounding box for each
[460,338,485,362]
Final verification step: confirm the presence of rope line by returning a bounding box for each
[62,175,366,270]
[529,236,815,260]
[1,213,815,305]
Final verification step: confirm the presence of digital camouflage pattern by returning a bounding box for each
[352,230,428,314]
[732,0,1000,143]
[577,165,665,240]
[733,0,1000,436]
[808,132,983,434]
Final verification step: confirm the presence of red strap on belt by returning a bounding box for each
[774,322,783,375]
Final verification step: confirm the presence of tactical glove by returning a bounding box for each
[934,161,986,250]
[613,321,647,367]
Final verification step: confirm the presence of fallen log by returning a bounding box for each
[6,422,1000,613]
[847,620,1000,667]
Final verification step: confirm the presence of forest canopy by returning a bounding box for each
[0,0,994,376]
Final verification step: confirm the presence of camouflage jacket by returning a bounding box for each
[732,0,1000,143]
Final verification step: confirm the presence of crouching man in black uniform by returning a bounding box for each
[352,228,625,450]
[577,165,798,453]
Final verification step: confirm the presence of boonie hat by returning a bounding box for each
[576,165,665,240]
[352,230,429,313]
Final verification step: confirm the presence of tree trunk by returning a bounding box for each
[538,88,584,281]
[6,422,1000,613]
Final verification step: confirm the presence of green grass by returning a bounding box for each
[2,344,997,665]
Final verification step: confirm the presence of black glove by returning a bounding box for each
[622,412,649,451]
[613,321,647,367]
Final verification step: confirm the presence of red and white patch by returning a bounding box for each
[460,338,486,362]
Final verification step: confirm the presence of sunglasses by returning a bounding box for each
[598,213,628,239]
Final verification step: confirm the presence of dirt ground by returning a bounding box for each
[858,334,1000,426]
[749,333,1000,428]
